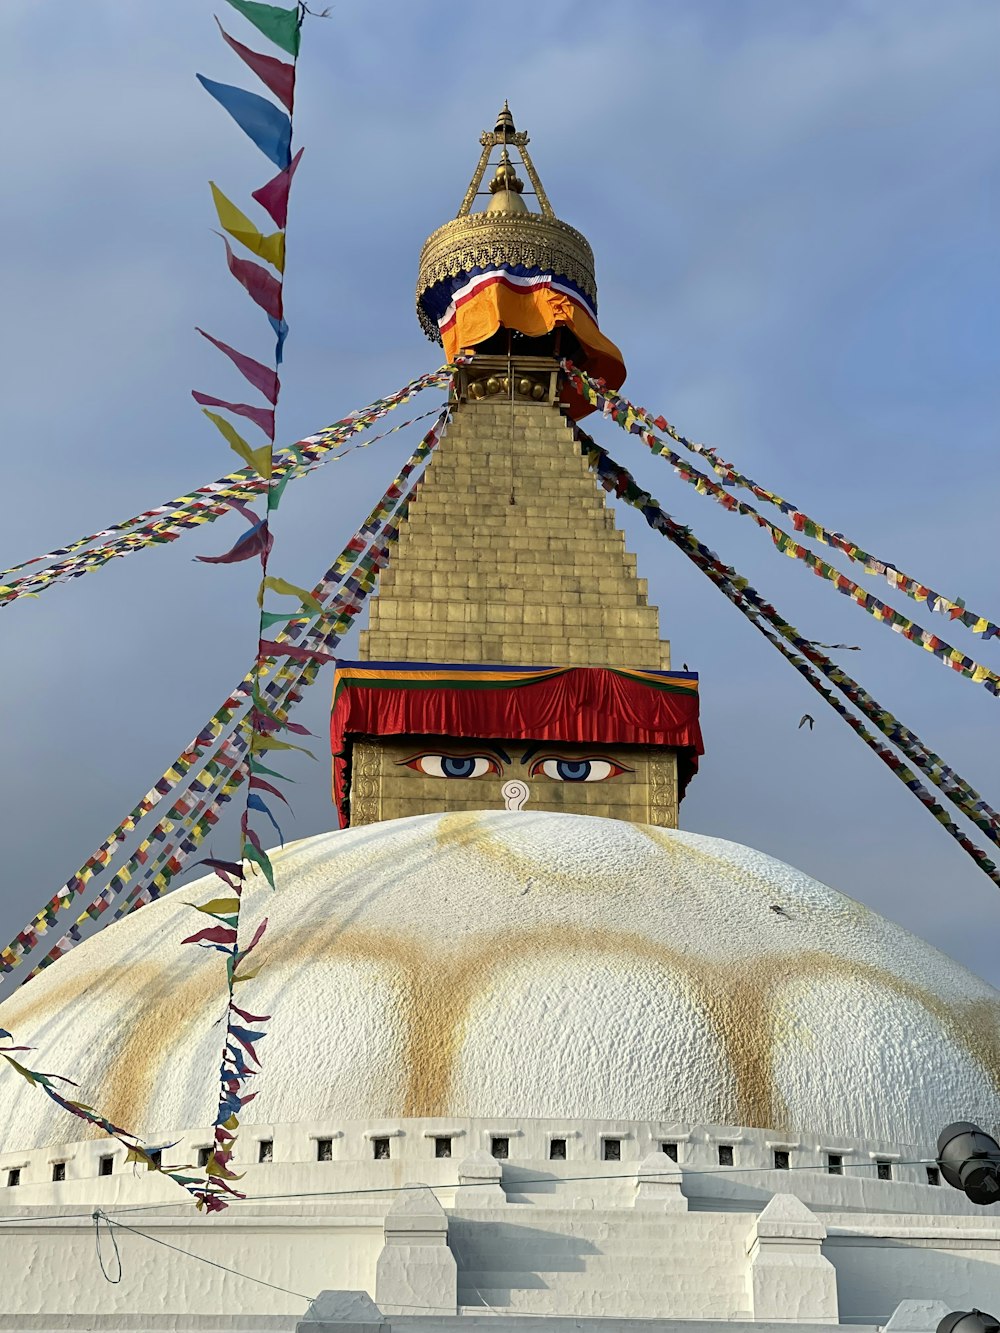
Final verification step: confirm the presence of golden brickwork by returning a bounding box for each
[360,396,670,670]
[351,388,680,827]
[349,739,679,829]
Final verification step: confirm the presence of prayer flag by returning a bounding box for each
[191,391,274,436]
[196,75,292,169]
[197,328,279,404]
[221,238,283,321]
[262,575,323,612]
[195,519,272,565]
[202,409,273,477]
[210,183,285,270]
[224,0,301,56]
[215,17,295,110]
[252,147,303,228]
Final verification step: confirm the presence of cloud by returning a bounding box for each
[1,0,998,993]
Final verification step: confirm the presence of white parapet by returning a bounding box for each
[883,1300,956,1333]
[746,1193,839,1324]
[456,1149,507,1204]
[375,1184,458,1317]
[634,1150,687,1212]
[297,1289,386,1333]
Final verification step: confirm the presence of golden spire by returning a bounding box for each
[485,148,527,213]
[416,104,598,343]
[494,99,515,139]
[454,102,554,219]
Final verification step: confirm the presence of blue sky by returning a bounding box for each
[2,0,999,983]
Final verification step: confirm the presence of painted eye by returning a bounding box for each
[528,757,630,782]
[400,753,500,779]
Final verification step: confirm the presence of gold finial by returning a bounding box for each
[485,148,528,214]
[455,103,553,219]
[488,148,524,195]
[494,100,515,140]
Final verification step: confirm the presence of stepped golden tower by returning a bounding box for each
[331,106,703,829]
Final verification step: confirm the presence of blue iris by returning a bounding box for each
[441,755,478,778]
[555,760,591,782]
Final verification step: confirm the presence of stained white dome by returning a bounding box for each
[1,810,997,1153]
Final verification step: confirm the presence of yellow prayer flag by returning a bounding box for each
[202,410,272,479]
[209,182,285,271]
[194,898,241,915]
[262,575,324,613]
[974,618,989,634]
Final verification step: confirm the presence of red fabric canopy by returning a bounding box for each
[330,661,702,826]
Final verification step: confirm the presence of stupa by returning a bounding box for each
[0,107,998,1333]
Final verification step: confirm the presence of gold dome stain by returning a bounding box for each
[641,825,874,926]
[5,828,999,1144]
[0,955,225,1140]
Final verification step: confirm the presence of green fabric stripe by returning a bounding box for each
[332,670,569,704]
[224,0,301,56]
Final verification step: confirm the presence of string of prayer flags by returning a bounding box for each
[0,1031,208,1203]
[107,545,395,919]
[578,427,1000,846]
[577,430,1000,885]
[1,367,454,606]
[192,3,310,1208]
[15,740,247,985]
[568,367,1000,697]
[563,361,1000,646]
[1,408,450,986]
[38,423,444,979]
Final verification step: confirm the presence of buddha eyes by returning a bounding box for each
[399,753,631,781]
[528,757,630,782]
[400,753,501,779]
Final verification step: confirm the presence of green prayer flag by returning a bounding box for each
[267,469,294,511]
[259,609,302,629]
[249,759,295,782]
[224,0,301,56]
[243,841,275,888]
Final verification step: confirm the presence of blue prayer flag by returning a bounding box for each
[196,75,291,169]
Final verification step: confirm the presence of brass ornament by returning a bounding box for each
[417,104,597,344]
[416,212,598,344]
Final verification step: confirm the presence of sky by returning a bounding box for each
[1,0,999,985]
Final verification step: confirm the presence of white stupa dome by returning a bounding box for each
[1,810,997,1155]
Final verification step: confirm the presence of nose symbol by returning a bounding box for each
[501,780,529,812]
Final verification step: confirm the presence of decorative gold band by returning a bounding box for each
[416,212,598,343]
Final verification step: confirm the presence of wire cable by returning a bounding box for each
[95,1209,316,1302]
[92,1209,122,1283]
[0,1156,940,1229]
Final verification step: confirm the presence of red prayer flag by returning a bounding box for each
[182,925,239,947]
[252,147,303,229]
[258,639,338,663]
[191,391,274,436]
[221,238,283,321]
[215,18,295,111]
[196,328,279,404]
[196,519,273,565]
